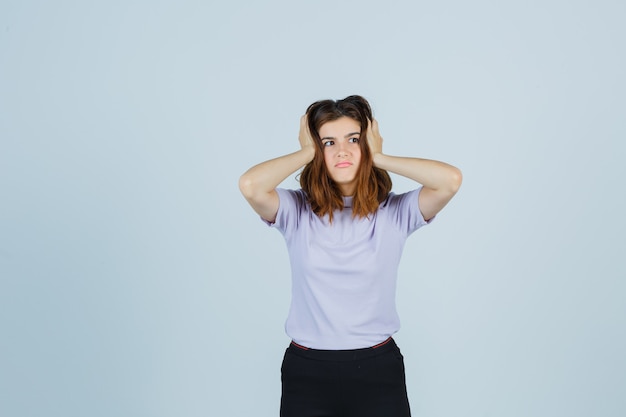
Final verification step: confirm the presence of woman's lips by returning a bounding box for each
[335,161,352,168]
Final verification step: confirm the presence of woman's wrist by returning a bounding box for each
[300,145,315,163]
[372,152,385,168]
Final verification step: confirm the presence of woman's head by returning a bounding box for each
[306,95,373,143]
[300,95,392,221]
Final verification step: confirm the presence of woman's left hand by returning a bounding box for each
[367,118,384,158]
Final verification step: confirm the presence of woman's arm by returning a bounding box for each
[239,116,315,223]
[368,119,462,221]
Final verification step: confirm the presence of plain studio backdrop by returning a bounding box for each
[1,1,624,416]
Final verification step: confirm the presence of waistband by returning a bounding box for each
[287,337,397,361]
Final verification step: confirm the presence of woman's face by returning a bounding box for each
[318,116,362,196]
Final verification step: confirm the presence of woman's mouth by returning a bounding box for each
[335,161,352,168]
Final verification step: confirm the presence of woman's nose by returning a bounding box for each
[337,143,349,156]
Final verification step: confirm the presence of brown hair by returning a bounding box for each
[300,95,392,222]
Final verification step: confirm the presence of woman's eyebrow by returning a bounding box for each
[321,132,360,141]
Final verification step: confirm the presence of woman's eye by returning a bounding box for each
[323,141,334,147]
[349,137,360,143]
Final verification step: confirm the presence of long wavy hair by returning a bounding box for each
[300,95,392,222]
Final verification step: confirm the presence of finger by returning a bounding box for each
[371,118,379,134]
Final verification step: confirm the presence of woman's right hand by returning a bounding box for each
[298,115,315,151]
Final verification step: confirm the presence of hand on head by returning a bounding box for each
[299,115,315,151]
[367,118,383,156]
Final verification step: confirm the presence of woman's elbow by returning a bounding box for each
[238,174,256,199]
[448,167,463,194]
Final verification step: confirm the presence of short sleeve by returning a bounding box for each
[261,188,307,237]
[384,187,433,235]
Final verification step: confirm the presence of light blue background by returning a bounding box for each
[1,1,624,416]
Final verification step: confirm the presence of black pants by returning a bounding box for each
[280,338,411,417]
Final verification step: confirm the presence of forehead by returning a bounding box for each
[318,117,360,137]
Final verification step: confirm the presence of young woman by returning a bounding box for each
[239,95,462,417]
